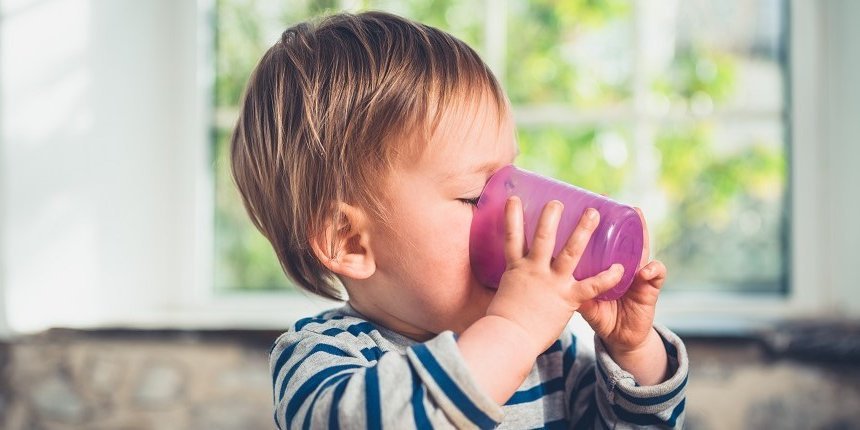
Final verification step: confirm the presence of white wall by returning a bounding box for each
[822,0,860,316]
[0,0,210,334]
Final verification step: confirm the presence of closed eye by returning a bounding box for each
[458,197,480,206]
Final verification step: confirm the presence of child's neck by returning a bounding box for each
[346,298,435,342]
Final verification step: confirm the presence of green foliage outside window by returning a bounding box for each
[213,0,788,294]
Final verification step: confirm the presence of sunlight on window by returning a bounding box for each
[213,0,788,294]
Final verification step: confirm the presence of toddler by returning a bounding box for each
[231,11,688,429]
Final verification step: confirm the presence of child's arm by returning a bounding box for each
[578,207,672,384]
[563,323,688,429]
[455,197,688,428]
[569,208,688,428]
[457,198,625,405]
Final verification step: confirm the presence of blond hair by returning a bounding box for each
[230,11,506,300]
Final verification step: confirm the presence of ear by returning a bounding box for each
[310,202,376,280]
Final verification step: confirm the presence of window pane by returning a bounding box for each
[640,0,788,293]
[365,0,485,53]
[506,0,633,107]
[214,0,789,295]
[215,0,343,110]
[652,120,786,292]
[516,125,632,196]
[667,0,786,112]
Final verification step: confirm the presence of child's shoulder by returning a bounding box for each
[288,307,363,335]
[269,306,397,364]
[274,306,366,343]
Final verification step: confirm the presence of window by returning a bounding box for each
[213,0,789,299]
[6,0,858,335]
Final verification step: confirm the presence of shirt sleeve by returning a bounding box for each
[564,324,688,429]
[270,328,504,429]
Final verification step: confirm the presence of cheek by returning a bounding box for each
[426,205,472,245]
[397,198,471,238]
[389,199,475,276]
[422,208,474,271]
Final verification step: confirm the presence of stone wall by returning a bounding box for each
[1,328,859,429]
[683,336,860,429]
[0,330,275,430]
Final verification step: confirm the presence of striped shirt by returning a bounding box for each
[270,303,688,429]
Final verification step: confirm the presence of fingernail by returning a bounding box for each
[587,208,598,220]
[611,264,623,273]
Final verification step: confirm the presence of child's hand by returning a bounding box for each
[577,208,670,385]
[485,197,625,357]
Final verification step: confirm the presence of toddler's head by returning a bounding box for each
[231,11,517,338]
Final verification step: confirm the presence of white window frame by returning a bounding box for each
[187,0,860,333]
[188,0,858,333]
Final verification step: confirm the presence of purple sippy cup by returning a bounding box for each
[469,165,644,300]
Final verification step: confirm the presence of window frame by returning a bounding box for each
[188,0,853,333]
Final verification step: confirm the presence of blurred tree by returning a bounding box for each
[505,0,630,105]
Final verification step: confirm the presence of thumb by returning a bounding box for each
[577,300,599,329]
[570,264,624,305]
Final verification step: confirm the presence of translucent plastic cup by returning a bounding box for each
[469,165,644,300]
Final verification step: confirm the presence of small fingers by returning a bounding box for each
[552,208,600,274]
[527,200,563,263]
[503,196,525,265]
[572,264,624,303]
[638,260,667,285]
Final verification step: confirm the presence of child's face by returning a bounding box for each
[351,96,518,341]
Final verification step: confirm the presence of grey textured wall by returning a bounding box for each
[1,329,859,429]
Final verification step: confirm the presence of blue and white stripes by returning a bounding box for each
[589,324,689,429]
[269,306,688,429]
